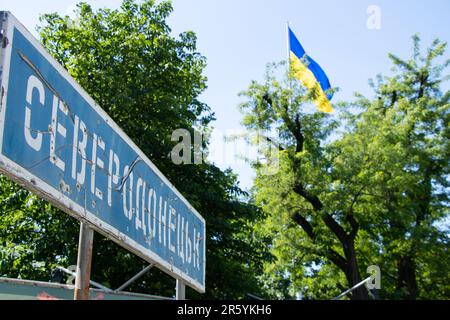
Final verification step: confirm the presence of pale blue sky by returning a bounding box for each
[2,0,450,190]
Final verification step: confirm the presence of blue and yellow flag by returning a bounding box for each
[288,26,333,113]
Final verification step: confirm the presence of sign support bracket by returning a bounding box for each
[176,279,186,300]
[73,222,94,300]
[115,264,154,292]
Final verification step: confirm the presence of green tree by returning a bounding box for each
[239,61,369,300]
[240,36,449,300]
[0,0,271,299]
[336,35,449,299]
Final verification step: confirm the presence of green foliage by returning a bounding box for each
[342,34,450,299]
[241,36,449,299]
[0,177,78,280]
[0,0,270,299]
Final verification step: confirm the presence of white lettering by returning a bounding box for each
[24,75,44,152]
[135,177,145,234]
[177,212,181,258]
[194,228,201,270]
[185,220,192,264]
[49,96,67,171]
[90,133,105,200]
[107,150,120,206]
[122,165,134,219]
[159,197,167,246]
[147,188,157,240]
[179,215,185,263]
[71,116,87,186]
[168,206,176,253]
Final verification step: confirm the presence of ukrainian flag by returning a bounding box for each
[288,26,333,113]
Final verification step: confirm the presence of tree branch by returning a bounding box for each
[293,183,350,246]
[417,73,428,99]
[294,113,304,153]
[289,210,348,273]
[264,135,285,151]
[327,248,347,272]
[390,90,397,107]
[293,183,323,211]
[346,212,359,240]
[346,186,364,240]
[291,211,315,240]
[263,94,304,153]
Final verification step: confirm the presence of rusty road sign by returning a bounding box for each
[0,12,205,293]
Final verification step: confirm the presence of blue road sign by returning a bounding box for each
[0,12,205,293]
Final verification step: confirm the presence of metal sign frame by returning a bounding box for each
[0,277,173,300]
[0,11,205,293]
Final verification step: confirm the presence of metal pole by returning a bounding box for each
[286,21,293,107]
[73,222,94,300]
[286,21,291,66]
[176,279,186,300]
[332,277,371,300]
[56,266,112,292]
[115,264,154,292]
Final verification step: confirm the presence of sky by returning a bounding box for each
[2,0,450,191]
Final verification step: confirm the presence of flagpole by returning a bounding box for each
[286,21,290,70]
[286,21,292,106]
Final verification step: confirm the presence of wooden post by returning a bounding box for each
[73,222,94,300]
[176,279,186,300]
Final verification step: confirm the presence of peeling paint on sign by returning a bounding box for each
[0,12,205,293]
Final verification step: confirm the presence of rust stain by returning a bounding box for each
[37,291,60,300]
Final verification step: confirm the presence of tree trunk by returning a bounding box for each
[343,239,369,300]
[396,255,418,300]
[287,115,369,299]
